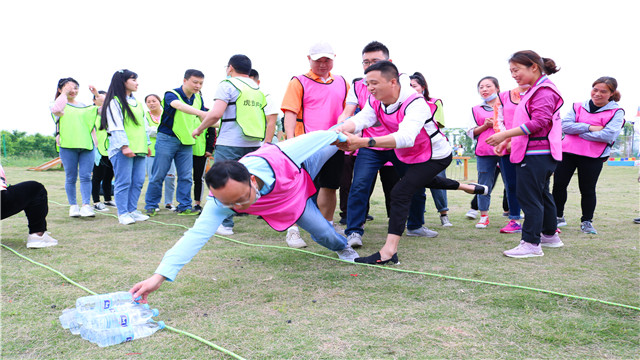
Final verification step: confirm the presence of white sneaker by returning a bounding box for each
[26,232,58,248]
[347,232,363,248]
[216,225,234,236]
[336,245,359,261]
[118,213,135,225]
[285,228,307,248]
[130,210,149,222]
[79,204,95,217]
[69,205,81,217]
[406,226,439,237]
[93,202,108,212]
[465,209,478,220]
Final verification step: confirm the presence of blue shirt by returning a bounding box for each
[158,87,207,137]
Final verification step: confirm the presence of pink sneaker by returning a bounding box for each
[500,220,522,233]
[540,233,564,248]
[503,240,544,258]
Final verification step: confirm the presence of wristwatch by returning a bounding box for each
[368,137,376,147]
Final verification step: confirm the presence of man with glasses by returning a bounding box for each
[129,131,359,302]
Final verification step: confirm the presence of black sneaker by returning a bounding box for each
[366,214,374,222]
[470,183,489,195]
[194,204,202,213]
[104,200,116,207]
[354,252,399,265]
[339,217,347,225]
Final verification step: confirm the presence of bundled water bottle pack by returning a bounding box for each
[59,291,164,347]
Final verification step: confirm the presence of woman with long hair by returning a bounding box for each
[100,69,151,225]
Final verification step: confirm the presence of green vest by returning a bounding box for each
[146,111,161,157]
[116,97,148,155]
[165,90,203,146]
[54,104,97,150]
[192,126,208,156]
[223,77,267,140]
[95,115,109,156]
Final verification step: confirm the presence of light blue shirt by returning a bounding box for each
[154,131,342,281]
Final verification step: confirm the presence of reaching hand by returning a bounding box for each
[129,274,166,304]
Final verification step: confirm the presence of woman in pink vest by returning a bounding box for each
[467,76,507,230]
[486,50,564,258]
[552,77,625,235]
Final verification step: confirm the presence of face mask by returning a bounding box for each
[482,93,498,102]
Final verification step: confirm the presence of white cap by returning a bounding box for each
[308,41,335,60]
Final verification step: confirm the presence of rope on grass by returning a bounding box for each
[47,200,640,313]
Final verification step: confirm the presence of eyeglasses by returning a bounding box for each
[362,59,384,66]
[215,183,260,208]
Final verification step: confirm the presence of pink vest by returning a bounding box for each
[498,91,519,130]
[369,92,438,164]
[295,74,347,133]
[354,79,394,151]
[510,78,564,164]
[562,102,622,158]
[471,105,496,156]
[235,144,317,231]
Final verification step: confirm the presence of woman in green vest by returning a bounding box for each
[145,94,177,212]
[50,77,102,218]
[100,69,151,225]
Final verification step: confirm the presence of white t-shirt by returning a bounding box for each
[214,77,272,147]
[348,74,451,160]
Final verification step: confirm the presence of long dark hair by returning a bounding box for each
[509,50,560,76]
[54,77,79,100]
[100,69,138,130]
[410,72,429,100]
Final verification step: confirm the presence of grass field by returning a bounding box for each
[1,162,639,359]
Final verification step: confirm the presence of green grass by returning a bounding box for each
[1,164,639,359]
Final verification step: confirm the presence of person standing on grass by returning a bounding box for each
[101,69,151,225]
[192,55,272,236]
[281,41,349,248]
[145,94,177,212]
[334,61,488,265]
[486,50,565,258]
[129,130,359,302]
[50,77,103,218]
[409,71,453,228]
[552,77,625,235]
[0,164,58,248]
[91,90,116,212]
[145,69,207,217]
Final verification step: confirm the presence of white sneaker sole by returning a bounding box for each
[503,251,544,258]
[541,242,564,248]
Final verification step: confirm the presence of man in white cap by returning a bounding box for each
[280,41,349,248]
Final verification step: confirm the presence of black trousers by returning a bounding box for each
[1,181,48,234]
[92,156,113,203]
[552,152,604,222]
[193,155,208,203]
[388,154,459,235]
[516,155,558,244]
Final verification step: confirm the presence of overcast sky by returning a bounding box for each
[2,0,636,136]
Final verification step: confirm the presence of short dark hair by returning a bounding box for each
[477,76,500,91]
[205,161,251,190]
[362,41,389,58]
[184,69,205,80]
[249,69,259,80]
[364,60,399,81]
[228,54,252,75]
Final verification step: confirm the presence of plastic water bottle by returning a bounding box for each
[85,306,159,330]
[75,291,134,313]
[84,321,166,347]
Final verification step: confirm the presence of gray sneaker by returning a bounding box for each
[440,215,453,227]
[406,226,438,238]
[557,216,567,227]
[336,246,359,261]
[347,232,363,248]
[580,221,597,234]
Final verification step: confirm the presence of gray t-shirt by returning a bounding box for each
[214,77,269,148]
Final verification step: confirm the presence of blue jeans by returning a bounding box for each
[146,156,176,205]
[214,144,260,227]
[296,144,348,251]
[59,147,94,205]
[110,151,146,216]
[476,155,502,212]
[346,148,424,235]
[499,156,521,220]
[145,133,193,212]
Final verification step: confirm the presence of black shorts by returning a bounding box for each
[316,150,344,189]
